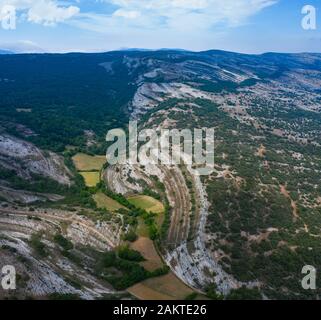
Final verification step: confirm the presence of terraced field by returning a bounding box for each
[72,153,106,187]
[72,151,199,299]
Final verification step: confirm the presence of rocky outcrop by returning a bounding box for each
[0,206,123,299]
[0,134,72,185]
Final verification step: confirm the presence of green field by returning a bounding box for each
[136,218,150,237]
[72,153,106,187]
[94,192,127,212]
[127,195,164,214]
[79,172,100,187]
[128,195,165,237]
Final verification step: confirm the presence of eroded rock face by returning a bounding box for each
[0,207,123,300]
[164,170,260,294]
[130,82,211,119]
[0,134,72,185]
[0,185,64,204]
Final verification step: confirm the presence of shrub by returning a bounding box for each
[54,234,74,251]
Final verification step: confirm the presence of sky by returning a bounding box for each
[0,0,320,53]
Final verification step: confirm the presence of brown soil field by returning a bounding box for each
[128,272,194,300]
[72,153,106,171]
[130,237,163,271]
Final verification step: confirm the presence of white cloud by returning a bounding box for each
[0,0,278,32]
[71,0,278,35]
[113,9,141,19]
[27,1,79,26]
[0,0,80,26]
[108,0,277,26]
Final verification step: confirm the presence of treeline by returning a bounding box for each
[149,176,172,242]
[96,249,169,290]
[0,167,67,195]
[101,186,160,240]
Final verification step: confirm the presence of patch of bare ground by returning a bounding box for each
[256,144,266,158]
[247,228,279,243]
[130,237,164,272]
[128,273,194,300]
[280,185,299,221]
[314,197,321,209]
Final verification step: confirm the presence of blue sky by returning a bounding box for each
[0,0,320,53]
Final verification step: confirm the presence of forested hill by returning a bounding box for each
[0,50,320,152]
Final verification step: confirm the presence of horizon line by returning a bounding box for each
[1,48,321,56]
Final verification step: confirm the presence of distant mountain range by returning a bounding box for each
[0,41,45,54]
[1,46,320,56]
[0,49,14,54]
